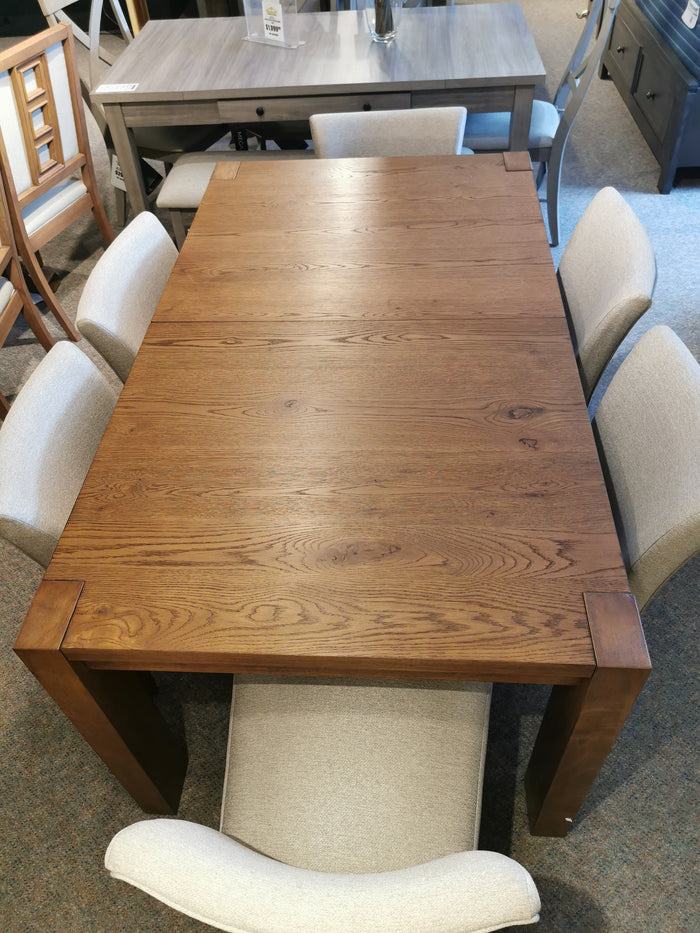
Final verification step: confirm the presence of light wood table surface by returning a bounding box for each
[93,4,545,213]
[15,154,650,836]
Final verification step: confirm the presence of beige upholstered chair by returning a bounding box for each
[0,24,114,342]
[107,676,541,932]
[0,340,118,566]
[463,0,619,246]
[38,0,226,225]
[0,175,54,417]
[558,186,656,403]
[310,106,469,159]
[76,212,177,381]
[158,106,470,249]
[593,325,700,611]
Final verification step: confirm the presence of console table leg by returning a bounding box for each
[525,592,651,836]
[14,581,188,814]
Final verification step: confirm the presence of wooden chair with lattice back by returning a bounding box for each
[0,178,56,418]
[0,23,114,342]
[38,0,228,225]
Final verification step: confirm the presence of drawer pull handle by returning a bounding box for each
[616,45,625,53]
[645,91,655,101]
[363,103,372,111]
[256,106,265,117]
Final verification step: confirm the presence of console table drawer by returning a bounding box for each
[608,14,640,88]
[217,94,411,123]
[634,45,686,142]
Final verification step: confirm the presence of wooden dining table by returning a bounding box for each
[15,153,650,837]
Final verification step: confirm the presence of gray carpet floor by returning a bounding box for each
[1,2,699,930]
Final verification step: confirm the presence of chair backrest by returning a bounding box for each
[552,0,617,114]
[0,25,101,222]
[221,676,491,873]
[0,340,118,566]
[310,107,467,159]
[38,0,132,90]
[76,212,178,382]
[0,178,54,417]
[558,186,656,401]
[106,674,541,931]
[593,325,700,611]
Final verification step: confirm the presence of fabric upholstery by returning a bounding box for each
[0,69,34,194]
[21,177,87,237]
[462,100,560,151]
[156,148,314,210]
[76,212,177,381]
[310,107,468,159]
[105,819,540,933]
[0,340,118,565]
[0,277,13,312]
[221,676,491,873]
[594,325,700,610]
[46,40,79,161]
[559,187,656,401]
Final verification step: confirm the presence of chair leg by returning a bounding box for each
[545,136,566,248]
[18,247,80,341]
[169,209,187,249]
[18,296,55,353]
[534,161,546,190]
[9,263,55,353]
[114,186,127,228]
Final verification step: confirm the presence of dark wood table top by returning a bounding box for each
[48,154,630,685]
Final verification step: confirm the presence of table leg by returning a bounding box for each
[14,581,187,814]
[509,85,535,151]
[104,103,149,216]
[525,592,651,836]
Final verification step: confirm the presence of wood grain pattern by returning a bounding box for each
[14,581,187,812]
[95,7,544,101]
[49,155,627,686]
[93,5,545,211]
[524,592,651,835]
[27,155,640,829]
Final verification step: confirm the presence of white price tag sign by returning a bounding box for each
[262,0,286,43]
[95,83,139,94]
[110,154,127,192]
[682,1,699,29]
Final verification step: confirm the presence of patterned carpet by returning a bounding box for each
[1,2,698,931]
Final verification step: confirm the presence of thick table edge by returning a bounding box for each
[504,150,533,172]
[583,591,652,673]
[14,580,84,657]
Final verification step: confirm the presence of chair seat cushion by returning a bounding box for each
[0,276,13,313]
[21,177,87,238]
[106,819,541,933]
[157,149,315,209]
[220,676,492,873]
[463,100,560,151]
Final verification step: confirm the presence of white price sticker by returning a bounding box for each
[263,0,286,43]
[682,1,699,29]
[95,83,139,94]
[110,154,127,192]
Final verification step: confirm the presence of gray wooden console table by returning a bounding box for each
[93,4,545,213]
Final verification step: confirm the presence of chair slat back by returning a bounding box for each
[38,0,79,17]
[0,27,85,207]
[553,0,618,112]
